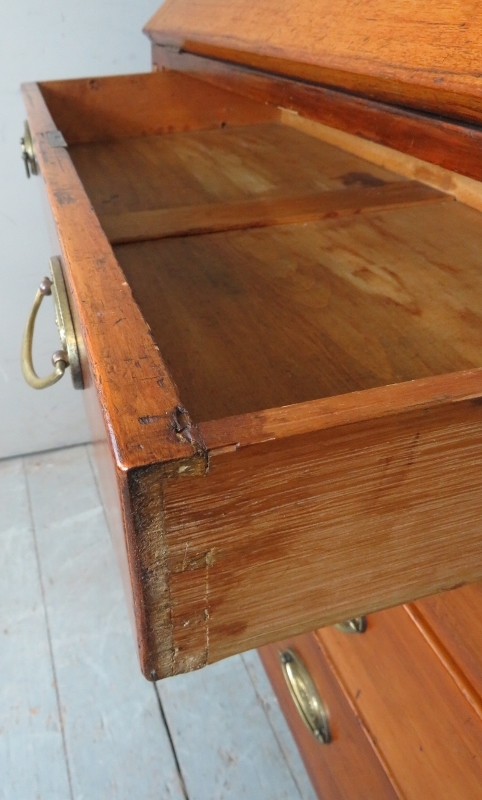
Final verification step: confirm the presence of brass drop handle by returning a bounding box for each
[21,257,83,391]
[280,649,331,744]
[21,278,69,389]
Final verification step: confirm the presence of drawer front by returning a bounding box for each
[411,582,482,710]
[318,606,482,800]
[259,634,398,800]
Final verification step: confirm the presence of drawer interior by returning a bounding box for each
[41,73,482,423]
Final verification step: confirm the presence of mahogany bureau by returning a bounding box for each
[20,1,482,795]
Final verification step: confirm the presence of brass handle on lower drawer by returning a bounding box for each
[335,616,367,634]
[280,649,331,744]
[21,256,83,390]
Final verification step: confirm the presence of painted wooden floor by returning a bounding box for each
[0,444,317,800]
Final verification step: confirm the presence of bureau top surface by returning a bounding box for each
[145,0,482,126]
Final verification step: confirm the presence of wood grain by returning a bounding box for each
[259,635,399,799]
[145,0,482,125]
[408,584,482,717]
[281,111,482,215]
[69,122,404,217]
[158,401,482,676]
[39,70,278,144]
[22,81,197,471]
[100,182,446,245]
[317,606,482,799]
[116,200,482,423]
[152,47,482,184]
[22,82,208,677]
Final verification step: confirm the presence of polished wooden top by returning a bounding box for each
[145,0,482,124]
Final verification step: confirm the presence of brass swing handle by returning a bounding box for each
[21,257,83,390]
[21,278,69,389]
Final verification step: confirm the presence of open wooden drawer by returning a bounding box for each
[21,68,482,679]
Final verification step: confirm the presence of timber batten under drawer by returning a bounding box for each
[22,69,482,679]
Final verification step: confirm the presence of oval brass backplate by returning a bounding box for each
[334,616,368,634]
[279,649,331,744]
[49,256,83,389]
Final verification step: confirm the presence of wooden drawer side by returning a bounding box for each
[153,400,482,677]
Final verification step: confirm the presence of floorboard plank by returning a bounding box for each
[241,651,317,800]
[0,458,71,800]
[24,446,185,800]
[0,443,316,798]
[157,654,311,800]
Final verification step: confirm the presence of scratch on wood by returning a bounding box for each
[181,542,189,572]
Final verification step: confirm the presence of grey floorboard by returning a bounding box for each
[0,458,71,800]
[157,654,309,800]
[24,446,185,800]
[241,651,317,800]
[2,444,316,800]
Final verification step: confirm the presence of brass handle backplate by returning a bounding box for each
[335,616,367,634]
[280,649,331,744]
[21,256,83,390]
[20,121,38,178]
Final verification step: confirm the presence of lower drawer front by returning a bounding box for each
[259,635,398,800]
[317,606,482,800]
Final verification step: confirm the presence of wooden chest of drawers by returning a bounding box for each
[21,1,482,794]
[19,5,482,792]
[23,63,482,678]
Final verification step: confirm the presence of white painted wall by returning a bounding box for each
[0,1,160,459]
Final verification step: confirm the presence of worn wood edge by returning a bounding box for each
[101,182,447,245]
[403,603,482,722]
[280,109,482,214]
[152,49,482,186]
[199,369,482,452]
[125,453,209,679]
[21,82,201,472]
